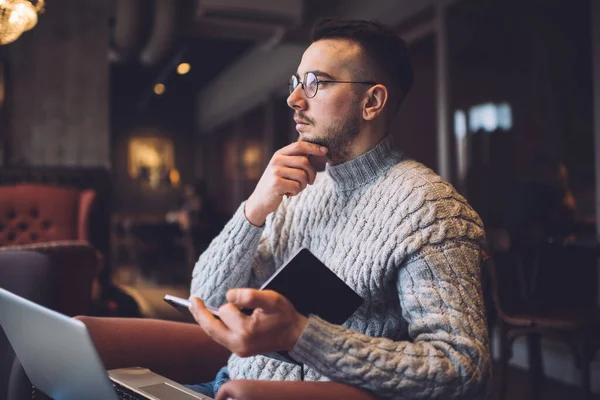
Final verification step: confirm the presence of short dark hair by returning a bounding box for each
[311,18,414,107]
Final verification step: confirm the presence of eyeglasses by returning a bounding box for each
[288,72,377,98]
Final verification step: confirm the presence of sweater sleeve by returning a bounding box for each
[289,240,491,400]
[190,202,278,307]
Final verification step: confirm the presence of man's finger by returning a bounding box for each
[274,167,308,192]
[217,302,250,331]
[189,297,216,325]
[275,156,317,185]
[278,141,328,157]
[226,289,286,312]
[189,297,232,342]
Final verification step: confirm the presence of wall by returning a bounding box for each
[199,102,273,215]
[390,34,437,171]
[4,0,111,167]
[448,0,594,205]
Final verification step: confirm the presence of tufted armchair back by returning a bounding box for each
[0,184,95,247]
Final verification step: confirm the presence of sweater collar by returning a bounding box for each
[326,135,403,191]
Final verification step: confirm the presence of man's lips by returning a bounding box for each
[294,118,311,131]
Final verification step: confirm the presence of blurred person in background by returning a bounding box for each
[506,154,577,248]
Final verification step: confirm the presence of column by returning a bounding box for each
[435,0,451,181]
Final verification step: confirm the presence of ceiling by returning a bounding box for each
[109,0,450,129]
[110,0,346,113]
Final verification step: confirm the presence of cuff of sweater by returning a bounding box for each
[289,315,337,366]
[230,201,265,248]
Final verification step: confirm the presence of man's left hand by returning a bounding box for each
[189,289,308,357]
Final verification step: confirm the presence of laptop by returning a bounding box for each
[0,288,212,400]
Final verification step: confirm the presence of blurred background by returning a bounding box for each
[0,0,599,398]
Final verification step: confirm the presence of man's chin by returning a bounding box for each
[298,135,328,148]
[299,138,334,161]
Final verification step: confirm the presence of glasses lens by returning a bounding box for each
[289,75,299,95]
[305,72,318,97]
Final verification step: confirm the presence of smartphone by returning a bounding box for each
[163,294,219,322]
[163,295,252,322]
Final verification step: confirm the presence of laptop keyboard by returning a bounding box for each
[113,383,148,400]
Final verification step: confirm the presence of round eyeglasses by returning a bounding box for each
[288,72,377,98]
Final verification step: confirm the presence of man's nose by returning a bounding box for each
[286,85,307,110]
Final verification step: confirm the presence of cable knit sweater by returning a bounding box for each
[191,135,491,399]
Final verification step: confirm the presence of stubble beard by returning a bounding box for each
[298,110,361,165]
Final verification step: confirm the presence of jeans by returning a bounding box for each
[185,366,231,398]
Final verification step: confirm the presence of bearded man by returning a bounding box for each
[188,18,491,400]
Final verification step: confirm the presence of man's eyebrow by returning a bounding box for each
[296,70,336,80]
[311,70,335,79]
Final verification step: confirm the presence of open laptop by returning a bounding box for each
[0,288,212,400]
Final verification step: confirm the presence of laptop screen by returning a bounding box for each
[0,288,119,400]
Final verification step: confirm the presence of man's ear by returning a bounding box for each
[362,84,388,121]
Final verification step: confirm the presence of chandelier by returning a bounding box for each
[0,0,44,45]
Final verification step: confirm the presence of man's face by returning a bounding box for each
[287,39,365,164]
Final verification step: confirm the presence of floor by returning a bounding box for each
[111,265,191,321]
[491,365,600,400]
[111,265,599,400]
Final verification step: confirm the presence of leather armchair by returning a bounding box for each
[0,184,95,247]
[0,183,105,314]
[0,166,113,289]
[76,316,376,400]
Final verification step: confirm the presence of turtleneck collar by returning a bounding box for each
[326,135,403,192]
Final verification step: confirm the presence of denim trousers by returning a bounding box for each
[185,366,231,398]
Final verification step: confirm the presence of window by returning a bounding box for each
[457,102,513,134]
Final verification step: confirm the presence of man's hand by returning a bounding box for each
[244,142,328,226]
[189,289,308,358]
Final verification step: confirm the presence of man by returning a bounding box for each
[188,18,491,399]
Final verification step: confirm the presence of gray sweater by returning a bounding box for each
[191,136,491,399]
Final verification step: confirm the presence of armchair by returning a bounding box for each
[0,184,95,246]
[483,248,600,400]
[0,166,113,289]
[76,316,377,400]
[0,183,106,314]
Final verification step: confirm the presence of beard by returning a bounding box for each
[296,109,361,165]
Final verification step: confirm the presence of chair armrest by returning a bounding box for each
[0,240,99,316]
[218,380,376,400]
[75,316,231,384]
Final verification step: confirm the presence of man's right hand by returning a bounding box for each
[244,142,328,226]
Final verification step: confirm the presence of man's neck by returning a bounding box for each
[346,127,388,162]
[326,135,401,191]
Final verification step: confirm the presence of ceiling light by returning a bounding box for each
[154,83,165,95]
[177,62,191,75]
[0,0,45,45]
